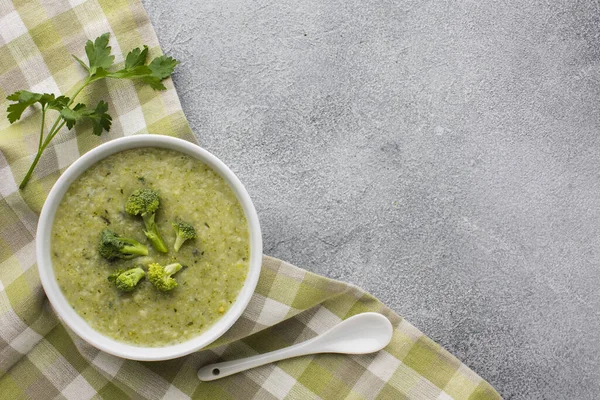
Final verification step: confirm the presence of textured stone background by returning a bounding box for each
[142,0,600,398]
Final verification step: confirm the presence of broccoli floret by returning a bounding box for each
[98,229,148,260]
[172,222,197,252]
[108,266,146,292]
[147,262,183,292]
[125,189,167,253]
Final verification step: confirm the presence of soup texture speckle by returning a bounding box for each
[51,147,249,346]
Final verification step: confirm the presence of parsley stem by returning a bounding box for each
[19,118,69,189]
[19,121,56,189]
[45,116,62,145]
[19,150,44,189]
[19,78,91,189]
[39,119,65,155]
[46,120,67,146]
[41,78,90,150]
[38,107,46,150]
[69,77,91,106]
[20,107,52,189]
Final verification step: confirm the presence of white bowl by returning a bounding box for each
[37,135,262,361]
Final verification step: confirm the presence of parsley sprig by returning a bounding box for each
[6,33,179,189]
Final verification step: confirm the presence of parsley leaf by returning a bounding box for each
[125,46,149,68]
[60,101,112,135]
[148,55,179,80]
[85,33,115,75]
[60,103,85,130]
[6,91,42,123]
[143,55,180,90]
[6,91,70,123]
[47,96,70,111]
[102,50,179,90]
[86,101,112,135]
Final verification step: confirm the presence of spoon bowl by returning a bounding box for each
[313,312,394,354]
[198,312,393,381]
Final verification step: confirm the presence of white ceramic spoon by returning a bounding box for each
[197,312,393,381]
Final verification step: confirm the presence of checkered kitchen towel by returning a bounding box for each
[0,0,501,399]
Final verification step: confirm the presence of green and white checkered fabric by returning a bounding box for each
[0,0,501,399]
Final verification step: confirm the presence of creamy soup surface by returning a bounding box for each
[51,147,249,346]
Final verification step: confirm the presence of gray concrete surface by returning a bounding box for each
[142,0,600,398]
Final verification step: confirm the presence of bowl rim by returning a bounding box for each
[37,135,262,361]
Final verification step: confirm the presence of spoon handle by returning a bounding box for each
[198,339,315,381]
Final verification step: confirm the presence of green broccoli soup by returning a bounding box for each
[51,147,250,346]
